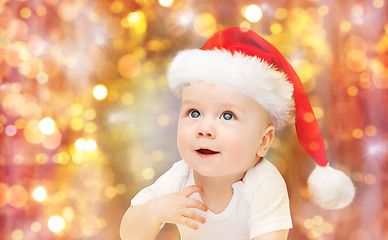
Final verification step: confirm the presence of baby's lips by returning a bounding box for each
[196,148,219,154]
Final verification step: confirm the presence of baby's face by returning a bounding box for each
[177,82,271,178]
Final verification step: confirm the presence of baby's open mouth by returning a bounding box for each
[196,148,219,155]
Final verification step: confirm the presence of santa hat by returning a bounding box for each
[167,27,355,209]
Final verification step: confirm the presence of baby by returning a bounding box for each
[120,27,355,240]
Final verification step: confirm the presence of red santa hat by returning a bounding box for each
[167,27,355,209]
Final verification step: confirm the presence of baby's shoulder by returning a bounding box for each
[241,159,286,197]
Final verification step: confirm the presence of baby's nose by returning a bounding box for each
[196,120,215,138]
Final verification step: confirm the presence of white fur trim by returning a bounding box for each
[167,49,295,129]
[308,165,356,209]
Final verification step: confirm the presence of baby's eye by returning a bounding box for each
[221,112,235,120]
[189,110,201,118]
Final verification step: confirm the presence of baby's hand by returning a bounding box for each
[150,185,208,230]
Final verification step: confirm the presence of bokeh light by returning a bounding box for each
[48,216,66,233]
[39,117,55,135]
[0,1,387,239]
[32,186,47,202]
[244,5,263,23]
[93,85,108,100]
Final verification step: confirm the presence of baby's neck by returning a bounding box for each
[193,170,246,214]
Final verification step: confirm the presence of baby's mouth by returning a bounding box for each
[196,148,220,156]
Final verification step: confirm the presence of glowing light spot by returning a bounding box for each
[368,144,380,155]
[48,216,66,233]
[36,6,47,17]
[194,13,217,38]
[63,207,74,220]
[303,112,315,123]
[85,139,97,152]
[31,222,42,232]
[365,125,377,136]
[75,138,86,151]
[121,93,134,105]
[41,130,62,150]
[32,186,47,202]
[352,128,364,139]
[39,117,55,135]
[159,0,173,7]
[118,54,141,78]
[347,86,359,96]
[36,72,48,84]
[93,85,108,100]
[7,185,28,208]
[105,186,117,199]
[312,107,324,120]
[20,7,32,19]
[364,174,376,185]
[178,11,195,26]
[244,5,263,23]
[318,5,329,16]
[70,117,84,131]
[309,141,320,151]
[128,12,140,23]
[142,168,155,180]
[85,122,98,133]
[340,21,352,32]
[116,184,127,194]
[11,229,23,240]
[275,8,288,20]
[5,125,17,136]
[373,0,384,8]
[270,23,283,34]
[110,1,124,13]
[84,109,97,120]
[36,153,48,164]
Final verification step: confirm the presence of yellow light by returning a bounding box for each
[48,216,66,233]
[373,0,384,8]
[63,207,74,220]
[244,5,263,23]
[20,7,32,19]
[142,168,155,180]
[85,139,97,152]
[194,13,217,38]
[105,186,117,199]
[275,8,288,20]
[128,12,140,23]
[12,229,23,240]
[31,222,42,233]
[270,23,283,34]
[75,138,86,151]
[39,117,55,135]
[159,0,173,7]
[111,1,124,13]
[32,186,47,202]
[93,85,108,100]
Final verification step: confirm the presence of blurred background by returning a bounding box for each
[0,0,387,239]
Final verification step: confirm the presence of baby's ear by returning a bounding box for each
[256,125,275,157]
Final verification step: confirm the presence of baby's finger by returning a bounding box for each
[182,209,206,224]
[177,216,200,230]
[187,198,208,212]
[182,185,203,197]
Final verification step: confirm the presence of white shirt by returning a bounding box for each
[131,159,292,240]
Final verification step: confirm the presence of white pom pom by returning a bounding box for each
[308,165,355,209]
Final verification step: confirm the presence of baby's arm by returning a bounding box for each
[251,229,289,240]
[120,185,207,240]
